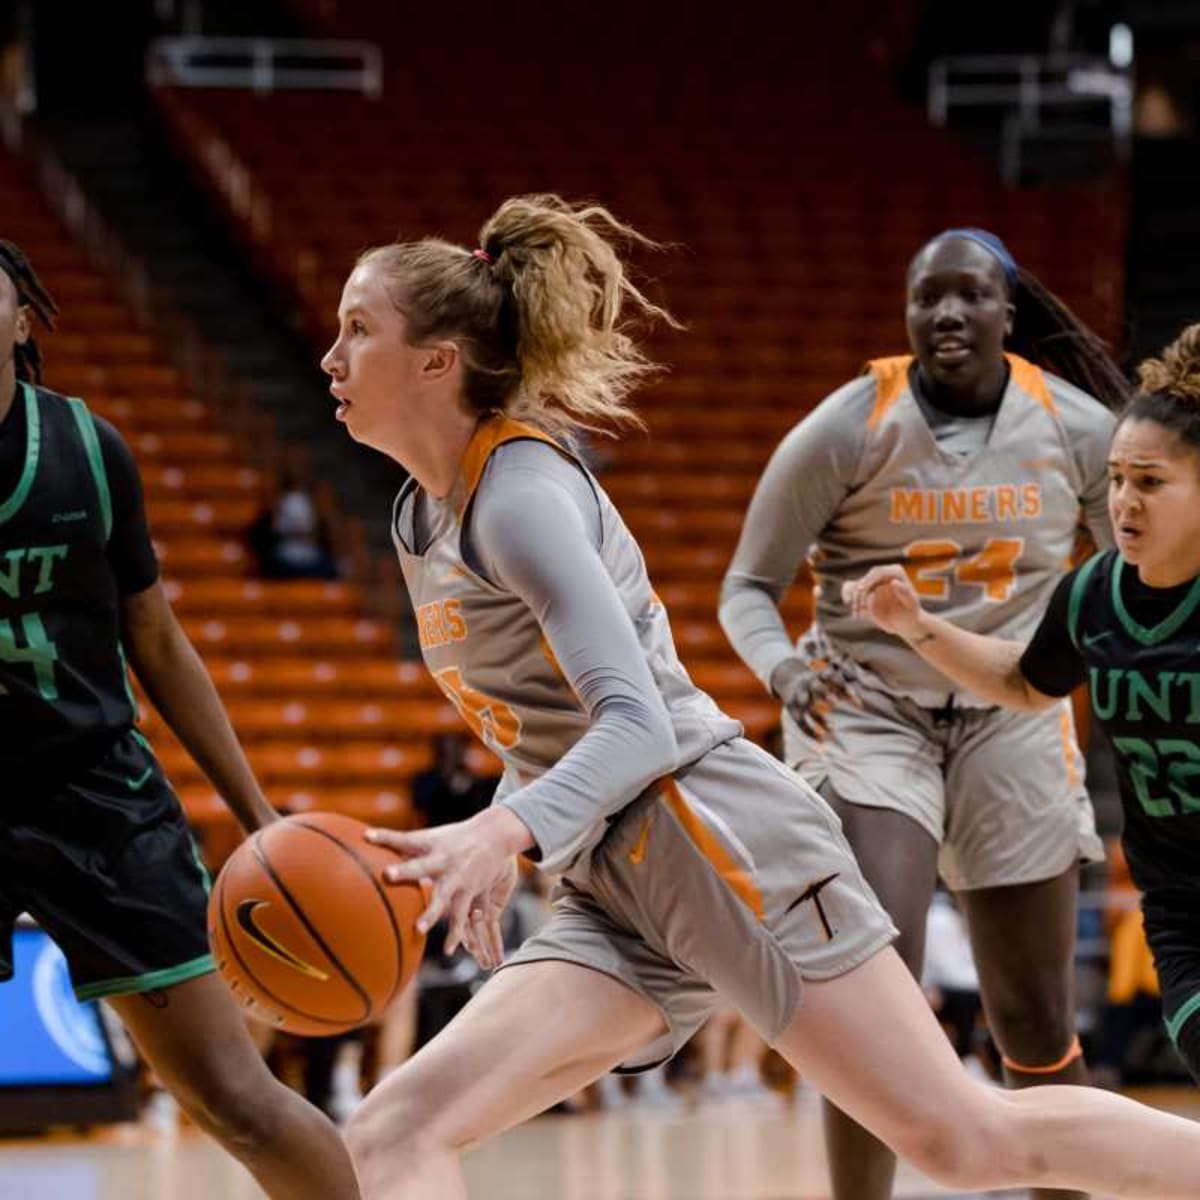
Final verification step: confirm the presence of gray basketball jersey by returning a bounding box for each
[721,354,1116,706]
[393,415,740,870]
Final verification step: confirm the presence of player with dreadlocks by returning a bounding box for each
[0,239,58,384]
[0,241,360,1198]
[721,229,1128,1200]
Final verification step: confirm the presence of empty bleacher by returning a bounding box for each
[1,144,472,840]
[153,1,1127,765]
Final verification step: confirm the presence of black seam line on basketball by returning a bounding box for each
[217,859,351,1029]
[236,900,331,980]
[292,818,406,1006]
[250,837,374,1023]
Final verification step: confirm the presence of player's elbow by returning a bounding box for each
[600,694,679,779]
[632,698,680,778]
[716,590,742,644]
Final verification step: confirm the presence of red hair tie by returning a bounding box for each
[471,248,494,265]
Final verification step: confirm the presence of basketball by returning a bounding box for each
[208,812,427,1036]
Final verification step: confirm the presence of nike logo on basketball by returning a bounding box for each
[1082,631,1113,648]
[786,873,840,941]
[235,900,331,981]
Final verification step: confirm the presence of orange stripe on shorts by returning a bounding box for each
[663,780,764,922]
[1058,704,1080,790]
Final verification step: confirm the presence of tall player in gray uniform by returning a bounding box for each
[720,228,1130,1200]
[320,197,1200,1200]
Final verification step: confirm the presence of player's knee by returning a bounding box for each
[988,992,1075,1068]
[169,1056,283,1157]
[887,1092,1016,1191]
[345,1081,451,1187]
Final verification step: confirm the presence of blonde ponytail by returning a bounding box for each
[358,194,676,437]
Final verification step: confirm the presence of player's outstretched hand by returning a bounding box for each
[770,656,862,740]
[366,807,530,969]
[842,566,924,640]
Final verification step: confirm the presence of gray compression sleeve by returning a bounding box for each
[1065,399,1117,551]
[719,385,866,689]
[466,442,679,865]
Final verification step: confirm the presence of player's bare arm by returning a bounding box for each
[120,581,278,832]
[842,565,1055,713]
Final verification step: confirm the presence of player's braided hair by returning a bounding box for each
[0,240,58,384]
[1124,324,1200,450]
[359,194,678,437]
[1007,268,1130,411]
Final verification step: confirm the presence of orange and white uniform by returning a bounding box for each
[720,355,1113,888]
[393,414,896,1068]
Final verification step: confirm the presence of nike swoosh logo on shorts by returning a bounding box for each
[125,766,154,790]
[1082,631,1113,648]
[628,813,655,865]
[235,900,331,980]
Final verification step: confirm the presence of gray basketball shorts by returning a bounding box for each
[784,690,1103,892]
[501,738,897,1070]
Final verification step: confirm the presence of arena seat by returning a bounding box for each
[0,142,499,842]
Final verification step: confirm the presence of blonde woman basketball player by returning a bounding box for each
[319,197,1200,1200]
[720,229,1127,1200]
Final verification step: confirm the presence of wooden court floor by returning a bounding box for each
[2,1086,1195,1199]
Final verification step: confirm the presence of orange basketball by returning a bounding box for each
[208,811,426,1036]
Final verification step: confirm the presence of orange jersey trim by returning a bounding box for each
[1005,353,1057,415]
[865,353,1056,430]
[865,356,912,431]
[457,413,570,513]
[663,780,765,922]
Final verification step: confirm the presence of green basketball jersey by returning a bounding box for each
[0,382,136,789]
[1069,550,1200,889]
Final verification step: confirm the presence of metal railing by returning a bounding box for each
[147,36,383,97]
[928,53,1133,185]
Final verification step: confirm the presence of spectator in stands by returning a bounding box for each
[721,228,1130,1200]
[0,241,359,1198]
[411,733,497,827]
[248,452,340,580]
